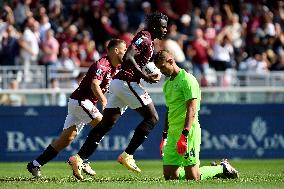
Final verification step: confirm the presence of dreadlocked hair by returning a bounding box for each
[145,12,168,29]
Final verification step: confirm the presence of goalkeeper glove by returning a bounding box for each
[176,128,189,155]
[160,131,168,157]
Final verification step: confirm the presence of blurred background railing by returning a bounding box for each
[1,66,284,105]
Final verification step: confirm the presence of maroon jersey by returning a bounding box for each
[114,30,154,82]
[70,56,118,104]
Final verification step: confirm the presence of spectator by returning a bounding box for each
[271,53,284,71]
[0,0,283,91]
[179,13,195,40]
[167,21,187,49]
[211,32,234,71]
[0,5,15,44]
[40,29,59,66]
[57,24,78,47]
[138,1,152,27]
[39,14,51,41]
[117,24,134,47]
[13,0,32,28]
[160,35,190,72]
[263,10,276,37]
[223,12,243,63]
[44,78,66,106]
[111,1,130,32]
[69,42,80,67]
[239,48,270,74]
[78,31,100,67]
[0,79,26,106]
[0,25,20,66]
[71,71,85,90]
[189,28,210,81]
[55,47,78,75]
[18,16,39,82]
[157,0,179,21]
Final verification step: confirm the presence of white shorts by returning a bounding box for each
[106,79,153,113]
[63,98,102,133]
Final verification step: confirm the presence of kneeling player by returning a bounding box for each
[154,50,239,180]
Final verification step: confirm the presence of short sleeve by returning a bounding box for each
[132,36,153,58]
[93,62,108,81]
[182,75,200,101]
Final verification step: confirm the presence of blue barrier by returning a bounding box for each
[0,104,284,162]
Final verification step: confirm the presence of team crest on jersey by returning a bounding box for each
[106,73,111,79]
[135,38,143,45]
[96,69,103,76]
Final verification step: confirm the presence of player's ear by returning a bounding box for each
[114,47,119,54]
[168,58,174,65]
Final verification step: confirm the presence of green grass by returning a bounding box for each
[0,160,284,189]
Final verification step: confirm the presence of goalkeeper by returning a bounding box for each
[154,50,239,180]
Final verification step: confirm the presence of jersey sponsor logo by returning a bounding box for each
[96,68,103,76]
[202,116,284,157]
[135,38,143,45]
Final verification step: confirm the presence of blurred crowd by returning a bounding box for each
[0,0,284,88]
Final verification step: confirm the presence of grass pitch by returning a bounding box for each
[0,160,284,189]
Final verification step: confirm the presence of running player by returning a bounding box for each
[68,12,168,179]
[27,39,127,178]
[154,50,239,180]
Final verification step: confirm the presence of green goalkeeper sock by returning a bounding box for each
[200,165,223,180]
[178,165,223,180]
[178,167,186,180]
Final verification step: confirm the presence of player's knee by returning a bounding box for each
[88,120,115,141]
[139,118,157,133]
[186,171,200,181]
[163,170,179,180]
[163,170,171,180]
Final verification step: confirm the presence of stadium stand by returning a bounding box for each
[0,0,284,105]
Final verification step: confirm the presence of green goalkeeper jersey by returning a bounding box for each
[163,69,201,134]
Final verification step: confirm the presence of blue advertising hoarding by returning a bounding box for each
[0,104,284,162]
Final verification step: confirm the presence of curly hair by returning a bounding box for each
[145,12,168,29]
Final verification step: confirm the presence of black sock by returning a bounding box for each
[125,126,150,155]
[35,145,58,166]
[77,122,111,159]
[77,135,100,160]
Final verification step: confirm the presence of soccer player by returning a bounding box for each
[68,12,168,179]
[27,39,127,178]
[154,50,239,180]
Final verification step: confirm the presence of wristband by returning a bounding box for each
[162,131,168,139]
[182,129,189,136]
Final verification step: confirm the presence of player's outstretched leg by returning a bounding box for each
[68,154,84,180]
[27,162,41,178]
[26,144,59,177]
[117,151,141,173]
[82,159,96,176]
[178,159,239,180]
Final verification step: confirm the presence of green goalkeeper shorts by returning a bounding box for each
[163,125,201,167]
